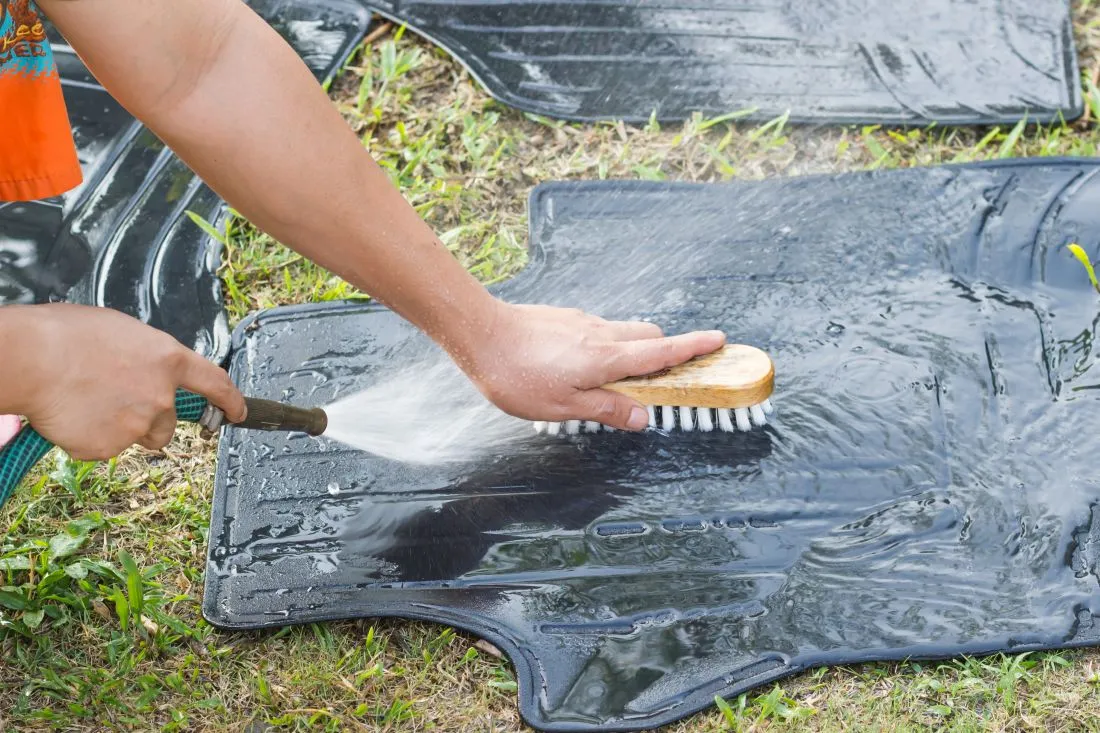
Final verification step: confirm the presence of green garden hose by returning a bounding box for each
[0,390,208,510]
[0,390,327,512]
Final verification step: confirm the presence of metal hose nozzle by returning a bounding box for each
[200,397,328,437]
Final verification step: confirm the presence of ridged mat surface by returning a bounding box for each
[361,0,1082,124]
[0,0,370,362]
[207,160,1100,731]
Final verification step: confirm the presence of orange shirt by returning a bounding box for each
[0,0,81,201]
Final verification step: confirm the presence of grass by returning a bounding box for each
[4,3,1100,730]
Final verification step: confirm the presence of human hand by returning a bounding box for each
[0,304,246,460]
[455,302,726,431]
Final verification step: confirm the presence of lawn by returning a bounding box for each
[4,3,1100,731]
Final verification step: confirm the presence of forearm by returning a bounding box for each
[0,306,41,415]
[41,0,499,358]
[34,0,727,433]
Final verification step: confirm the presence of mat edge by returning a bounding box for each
[359,0,1084,126]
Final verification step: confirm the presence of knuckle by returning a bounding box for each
[123,413,152,438]
[160,344,190,371]
[657,342,680,366]
[590,396,622,421]
[593,340,616,360]
[223,374,242,397]
[148,434,171,450]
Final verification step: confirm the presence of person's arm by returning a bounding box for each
[38,0,724,431]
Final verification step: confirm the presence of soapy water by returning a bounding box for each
[208,165,1100,730]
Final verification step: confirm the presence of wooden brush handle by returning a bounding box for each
[603,344,774,408]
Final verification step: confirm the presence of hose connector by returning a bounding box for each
[199,397,328,438]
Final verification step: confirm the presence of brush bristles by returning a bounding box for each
[533,399,774,435]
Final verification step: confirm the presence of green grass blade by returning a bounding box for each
[998,117,1027,158]
[713,695,737,726]
[1067,243,1100,292]
[118,550,144,619]
[184,210,227,245]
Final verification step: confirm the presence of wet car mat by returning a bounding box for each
[358,0,1082,125]
[0,0,370,362]
[205,159,1100,732]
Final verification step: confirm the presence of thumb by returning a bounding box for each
[570,388,651,431]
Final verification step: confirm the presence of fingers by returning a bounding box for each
[570,388,652,431]
[138,408,177,451]
[605,330,727,382]
[604,320,663,341]
[176,348,247,422]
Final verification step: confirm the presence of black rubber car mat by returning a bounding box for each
[0,0,370,363]
[358,0,1082,125]
[205,159,1100,732]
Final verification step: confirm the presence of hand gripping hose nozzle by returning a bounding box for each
[0,391,328,511]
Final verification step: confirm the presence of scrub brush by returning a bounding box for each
[534,344,774,435]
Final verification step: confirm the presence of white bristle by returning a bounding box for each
[697,408,714,432]
[717,408,735,432]
[535,397,776,437]
[679,406,694,431]
[661,406,675,431]
[734,407,751,431]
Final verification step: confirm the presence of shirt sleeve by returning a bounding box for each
[0,0,82,202]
